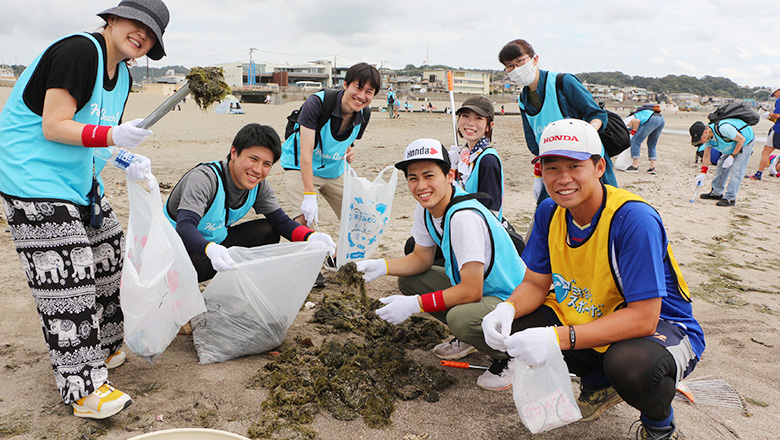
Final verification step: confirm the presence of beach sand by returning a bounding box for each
[0,88,778,439]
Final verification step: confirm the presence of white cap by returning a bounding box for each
[532,119,603,163]
[395,138,449,171]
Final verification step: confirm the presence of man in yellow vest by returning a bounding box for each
[481,119,704,439]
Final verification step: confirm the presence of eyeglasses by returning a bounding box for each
[504,56,531,72]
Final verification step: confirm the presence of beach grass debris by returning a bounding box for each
[186,67,230,110]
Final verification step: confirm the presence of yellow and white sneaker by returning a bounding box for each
[72,384,132,419]
[105,350,126,369]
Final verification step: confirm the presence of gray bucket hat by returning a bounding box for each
[98,0,169,60]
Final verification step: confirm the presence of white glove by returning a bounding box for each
[481,302,516,352]
[300,193,318,228]
[505,326,558,367]
[375,295,421,325]
[532,176,544,201]
[307,231,336,256]
[355,258,387,282]
[125,154,151,181]
[112,118,152,150]
[760,111,771,120]
[448,145,460,169]
[721,155,734,169]
[694,172,707,185]
[205,242,235,272]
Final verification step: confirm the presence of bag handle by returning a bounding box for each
[374,165,397,183]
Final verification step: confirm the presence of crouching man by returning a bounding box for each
[481,119,704,439]
[165,123,335,282]
[356,139,527,391]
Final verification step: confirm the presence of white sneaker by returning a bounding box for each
[105,350,126,369]
[476,358,514,391]
[432,338,477,360]
[72,384,132,419]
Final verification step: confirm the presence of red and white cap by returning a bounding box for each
[395,138,449,171]
[532,119,603,163]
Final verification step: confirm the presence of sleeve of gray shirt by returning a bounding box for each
[170,166,220,218]
[252,180,282,214]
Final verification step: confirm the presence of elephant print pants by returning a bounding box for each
[1,194,124,404]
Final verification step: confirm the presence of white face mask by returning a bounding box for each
[508,60,536,87]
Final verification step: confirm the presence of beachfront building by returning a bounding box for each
[422,69,490,95]
[669,93,700,110]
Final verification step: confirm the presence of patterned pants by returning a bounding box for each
[2,194,124,404]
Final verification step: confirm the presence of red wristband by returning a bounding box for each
[81,124,110,148]
[420,290,446,312]
[291,225,313,242]
[700,166,708,174]
[533,162,542,177]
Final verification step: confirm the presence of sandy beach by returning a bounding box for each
[0,87,778,439]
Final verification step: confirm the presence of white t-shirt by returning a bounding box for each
[410,203,492,271]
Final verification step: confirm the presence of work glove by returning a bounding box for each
[505,326,558,367]
[112,118,152,150]
[481,302,516,352]
[300,193,319,228]
[532,177,544,201]
[721,155,735,169]
[694,173,707,185]
[125,153,151,181]
[760,111,771,120]
[307,231,336,256]
[355,258,387,282]
[448,145,460,169]
[205,242,235,272]
[375,295,421,325]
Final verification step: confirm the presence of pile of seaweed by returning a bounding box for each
[246,263,453,439]
[185,67,230,110]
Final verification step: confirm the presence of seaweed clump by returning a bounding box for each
[185,67,230,110]
[246,262,454,439]
[248,339,453,438]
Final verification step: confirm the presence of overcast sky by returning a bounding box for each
[2,0,779,89]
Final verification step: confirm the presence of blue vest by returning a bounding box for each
[517,71,564,144]
[708,118,755,155]
[164,161,258,244]
[462,148,504,221]
[280,90,362,178]
[424,187,525,300]
[0,33,128,205]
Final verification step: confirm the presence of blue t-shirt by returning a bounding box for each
[523,192,705,358]
[633,109,654,126]
[773,99,780,133]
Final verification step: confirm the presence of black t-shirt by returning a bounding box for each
[22,33,132,116]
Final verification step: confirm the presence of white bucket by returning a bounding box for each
[128,428,250,440]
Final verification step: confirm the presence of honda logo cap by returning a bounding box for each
[532,119,603,163]
[395,138,449,171]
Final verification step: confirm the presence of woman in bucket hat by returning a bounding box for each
[0,0,169,419]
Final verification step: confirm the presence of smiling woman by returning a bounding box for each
[0,0,169,420]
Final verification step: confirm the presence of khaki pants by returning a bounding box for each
[398,266,508,360]
[284,170,345,219]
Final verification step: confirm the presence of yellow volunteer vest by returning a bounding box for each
[544,186,691,353]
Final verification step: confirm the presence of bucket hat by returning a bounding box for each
[98,0,169,60]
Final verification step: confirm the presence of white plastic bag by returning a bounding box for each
[121,173,206,362]
[513,330,582,433]
[191,242,327,364]
[337,165,398,266]
[614,147,632,171]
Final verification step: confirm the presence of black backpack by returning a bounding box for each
[629,103,661,116]
[555,73,630,157]
[707,103,759,142]
[388,93,395,104]
[284,88,371,166]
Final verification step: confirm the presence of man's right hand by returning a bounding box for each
[694,173,707,186]
[481,302,516,352]
[355,259,388,282]
[300,193,319,228]
[205,242,235,272]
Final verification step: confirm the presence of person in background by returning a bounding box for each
[387,86,397,119]
[498,38,617,206]
[165,123,336,283]
[0,0,169,419]
[357,139,527,391]
[482,119,704,439]
[748,86,780,180]
[626,106,665,174]
[690,117,755,207]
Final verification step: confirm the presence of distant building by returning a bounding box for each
[422,69,490,95]
[155,69,186,85]
[669,93,700,109]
